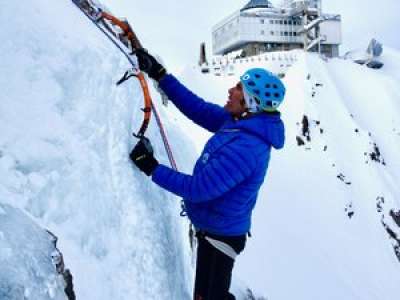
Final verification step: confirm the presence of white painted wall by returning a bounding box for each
[320,20,342,44]
[213,4,341,54]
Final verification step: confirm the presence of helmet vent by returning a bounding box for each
[240,68,285,111]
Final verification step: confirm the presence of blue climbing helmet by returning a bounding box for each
[240,68,286,113]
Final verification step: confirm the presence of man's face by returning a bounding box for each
[224,82,247,117]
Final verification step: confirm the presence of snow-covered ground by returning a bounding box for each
[237,52,400,299]
[175,50,400,299]
[1,1,400,300]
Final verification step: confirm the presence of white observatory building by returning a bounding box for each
[212,0,342,58]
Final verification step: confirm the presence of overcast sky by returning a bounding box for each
[101,0,400,72]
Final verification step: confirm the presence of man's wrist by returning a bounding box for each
[148,157,159,175]
[153,66,167,82]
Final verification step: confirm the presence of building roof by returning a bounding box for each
[240,0,273,12]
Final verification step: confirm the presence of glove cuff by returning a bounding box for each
[144,156,159,176]
[152,66,167,82]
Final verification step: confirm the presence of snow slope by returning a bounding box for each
[0,1,194,299]
[176,51,400,299]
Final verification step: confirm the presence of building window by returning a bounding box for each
[280,31,284,36]
[279,20,283,25]
[284,20,288,25]
[294,32,297,36]
[261,30,265,35]
[288,20,292,25]
[284,32,288,36]
[270,20,274,24]
[260,19,265,24]
[270,31,274,35]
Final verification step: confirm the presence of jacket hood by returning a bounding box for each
[224,112,285,149]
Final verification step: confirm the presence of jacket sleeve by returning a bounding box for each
[158,74,230,132]
[151,140,257,203]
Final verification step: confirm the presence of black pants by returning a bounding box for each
[194,232,246,300]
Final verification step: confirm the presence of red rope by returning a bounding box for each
[151,102,177,171]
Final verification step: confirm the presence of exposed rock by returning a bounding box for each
[345,203,355,219]
[390,210,400,227]
[368,143,386,165]
[296,136,305,146]
[47,230,76,300]
[302,115,311,142]
[337,173,352,185]
[376,197,385,213]
[381,216,400,262]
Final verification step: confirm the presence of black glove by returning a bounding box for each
[130,137,159,176]
[135,48,167,82]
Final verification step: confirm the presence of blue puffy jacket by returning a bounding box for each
[152,75,285,236]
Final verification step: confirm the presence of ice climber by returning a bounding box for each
[130,48,286,300]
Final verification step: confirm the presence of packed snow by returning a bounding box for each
[174,50,400,299]
[0,203,67,300]
[1,0,400,300]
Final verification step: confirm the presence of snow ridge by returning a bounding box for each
[176,50,400,299]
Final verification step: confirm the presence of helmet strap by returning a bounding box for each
[243,89,261,113]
